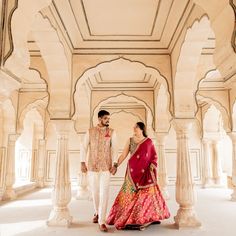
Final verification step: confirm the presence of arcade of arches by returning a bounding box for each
[0,0,236,235]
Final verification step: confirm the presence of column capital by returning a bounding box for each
[155,132,168,144]
[77,132,86,138]
[173,118,194,129]
[38,139,46,145]
[173,118,194,137]
[51,119,74,136]
[202,138,211,145]
[8,134,19,143]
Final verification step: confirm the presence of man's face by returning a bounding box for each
[99,115,110,127]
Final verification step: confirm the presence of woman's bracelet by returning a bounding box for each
[113,162,118,168]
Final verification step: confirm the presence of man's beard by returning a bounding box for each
[101,121,109,127]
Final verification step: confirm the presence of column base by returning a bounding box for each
[231,188,236,201]
[2,188,17,200]
[37,180,45,188]
[47,207,72,227]
[76,187,90,200]
[174,207,201,229]
[214,177,223,186]
[202,179,213,188]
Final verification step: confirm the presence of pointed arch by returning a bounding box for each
[197,94,231,132]
[72,57,171,117]
[92,93,153,129]
[174,16,215,118]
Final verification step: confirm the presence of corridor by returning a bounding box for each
[0,186,235,236]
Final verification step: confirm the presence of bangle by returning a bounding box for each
[113,162,118,168]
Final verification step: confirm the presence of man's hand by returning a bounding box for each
[81,162,88,173]
[110,166,117,175]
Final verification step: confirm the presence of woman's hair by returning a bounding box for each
[136,122,147,137]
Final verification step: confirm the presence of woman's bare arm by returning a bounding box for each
[117,139,130,167]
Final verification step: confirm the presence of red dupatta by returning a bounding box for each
[127,137,158,190]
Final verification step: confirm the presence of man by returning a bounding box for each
[80,110,118,232]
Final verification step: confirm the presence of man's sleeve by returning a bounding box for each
[80,131,89,162]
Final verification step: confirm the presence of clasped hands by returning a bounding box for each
[109,165,117,175]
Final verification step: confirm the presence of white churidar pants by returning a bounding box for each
[88,171,110,225]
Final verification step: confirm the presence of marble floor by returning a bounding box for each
[0,185,235,236]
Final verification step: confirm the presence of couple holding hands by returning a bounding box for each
[80,110,170,232]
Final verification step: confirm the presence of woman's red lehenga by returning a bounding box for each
[106,138,170,230]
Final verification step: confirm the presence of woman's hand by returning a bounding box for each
[150,164,156,171]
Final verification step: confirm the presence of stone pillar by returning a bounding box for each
[173,119,201,229]
[229,132,236,201]
[202,139,213,188]
[0,127,8,200]
[155,132,169,199]
[0,147,6,200]
[37,139,46,188]
[76,133,90,200]
[211,140,223,185]
[31,125,38,182]
[3,134,18,200]
[47,120,72,227]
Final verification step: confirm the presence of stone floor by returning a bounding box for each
[0,185,235,236]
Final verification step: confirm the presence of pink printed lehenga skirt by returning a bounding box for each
[106,174,170,230]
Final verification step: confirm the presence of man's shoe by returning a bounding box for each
[93,214,98,223]
[99,224,108,232]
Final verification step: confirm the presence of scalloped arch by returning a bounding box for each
[197,95,231,132]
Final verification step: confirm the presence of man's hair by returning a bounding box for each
[98,110,110,118]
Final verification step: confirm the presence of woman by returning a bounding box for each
[107,122,170,230]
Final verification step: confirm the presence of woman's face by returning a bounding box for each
[133,124,142,135]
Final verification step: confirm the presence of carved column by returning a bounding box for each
[37,139,46,188]
[155,132,169,199]
[31,125,38,182]
[76,133,90,200]
[0,147,6,200]
[47,120,72,227]
[0,123,8,200]
[229,132,236,201]
[202,139,213,188]
[3,134,18,200]
[173,119,201,229]
[211,140,223,185]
